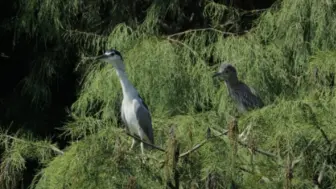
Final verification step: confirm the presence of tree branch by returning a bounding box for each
[179,130,228,158]
[166,38,201,60]
[126,124,276,159]
[125,132,166,152]
[210,127,276,158]
[1,134,64,155]
[237,141,276,158]
[167,28,235,38]
[314,124,331,146]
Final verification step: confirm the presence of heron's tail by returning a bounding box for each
[143,133,154,150]
[143,138,154,150]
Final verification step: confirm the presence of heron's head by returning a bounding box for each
[96,49,125,71]
[213,63,238,83]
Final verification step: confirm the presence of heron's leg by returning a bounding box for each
[137,129,145,155]
[140,142,144,155]
[130,138,136,150]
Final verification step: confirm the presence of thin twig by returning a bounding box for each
[237,141,276,158]
[158,129,229,165]
[237,166,253,174]
[301,103,331,146]
[1,134,64,155]
[241,8,269,14]
[63,29,106,39]
[167,28,235,38]
[126,132,166,152]
[179,140,207,158]
[211,127,276,158]
[166,38,201,59]
[314,125,331,146]
[179,130,228,158]
[127,124,275,159]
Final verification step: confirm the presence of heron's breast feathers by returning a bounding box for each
[121,98,154,143]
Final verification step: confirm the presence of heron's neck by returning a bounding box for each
[225,78,240,88]
[115,69,138,100]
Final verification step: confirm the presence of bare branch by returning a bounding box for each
[179,130,228,158]
[125,132,166,152]
[126,123,276,160]
[179,140,207,158]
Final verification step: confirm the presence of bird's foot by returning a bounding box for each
[140,154,149,164]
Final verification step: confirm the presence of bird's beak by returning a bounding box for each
[212,72,220,78]
[95,54,108,61]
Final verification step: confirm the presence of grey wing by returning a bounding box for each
[134,99,154,144]
[249,86,264,107]
[239,83,264,109]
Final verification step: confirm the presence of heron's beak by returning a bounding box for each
[95,54,108,61]
[212,72,221,78]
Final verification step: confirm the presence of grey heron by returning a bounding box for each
[213,63,264,112]
[96,49,154,154]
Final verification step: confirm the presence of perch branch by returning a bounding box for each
[126,132,166,152]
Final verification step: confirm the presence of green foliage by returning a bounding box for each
[2,0,336,188]
[0,129,61,189]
